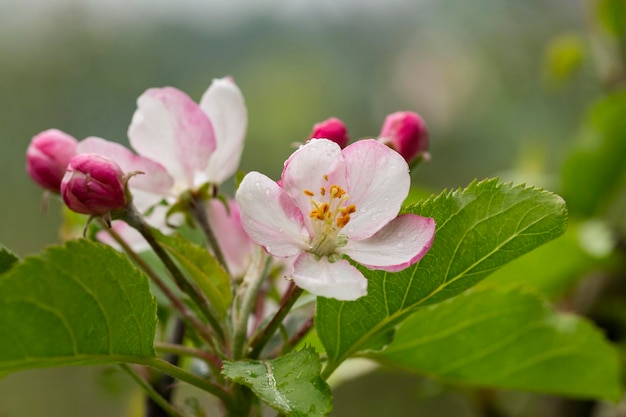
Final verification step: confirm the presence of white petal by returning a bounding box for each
[341,214,435,272]
[236,172,308,257]
[341,139,410,240]
[200,78,248,184]
[77,137,173,209]
[128,87,215,192]
[281,139,347,232]
[291,253,368,301]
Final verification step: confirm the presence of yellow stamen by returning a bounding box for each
[320,187,326,196]
[303,189,314,197]
[336,214,351,228]
[340,204,356,215]
[330,185,346,198]
[323,174,329,181]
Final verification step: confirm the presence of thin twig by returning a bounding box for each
[231,248,270,360]
[145,357,236,411]
[187,193,230,277]
[248,283,304,359]
[120,364,185,417]
[156,342,222,371]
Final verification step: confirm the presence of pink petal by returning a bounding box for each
[199,78,248,184]
[341,214,435,272]
[341,139,411,240]
[291,253,368,301]
[281,139,347,232]
[77,137,173,209]
[128,87,216,192]
[207,198,253,278]
[236,172,308,257]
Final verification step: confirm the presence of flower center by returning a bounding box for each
[303,175,356,257]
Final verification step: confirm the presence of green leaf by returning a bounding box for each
[374,287,621,401]
[0,240,157,375]
[222,347,332,417]
[316,179,567,377]
[479,221,614,299]
[596,0,626,37]
[154,231,232,317]
[0,246,18,275]
[562,88,626,217]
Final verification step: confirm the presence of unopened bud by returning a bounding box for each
[61,154,128,216]
[26,129,78,193]
[379,111,429,164]
[309,117,349,148]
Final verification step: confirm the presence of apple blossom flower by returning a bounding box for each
[378,111,429,164]
[26,129,78,193]
[309,117,349,148]
[61,154,128,216]
[128,77,247,196]
[236,139,435,301]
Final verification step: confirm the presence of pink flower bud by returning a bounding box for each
[379,111,429,164]
[26,129,78,193]
[309,117,349,148]
[61,154,128,216]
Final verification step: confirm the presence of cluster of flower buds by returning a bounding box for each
[307,110,429,166]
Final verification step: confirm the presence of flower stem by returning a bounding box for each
[145,357,236,411]
[102,221,220,353]
[187,192,230,276]
[120,364,185,417]
[248,283,304,359]
[156,342,222,372]
[231,247,270,360]
[145,319,185,417]
[122,205,226,343]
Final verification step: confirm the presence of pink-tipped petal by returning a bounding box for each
[341,214,435,272]
[199,78,248,184]
[281,139,347,230]
[128,87,216,191]
[341,139,411,240]
[207,198,253,278]
[291,253,368,300]
[77,137,173,209]
[236,172,308,257]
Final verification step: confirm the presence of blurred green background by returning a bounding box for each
[0,0,611,415]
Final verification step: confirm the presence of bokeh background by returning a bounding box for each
[0,0,609,415]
